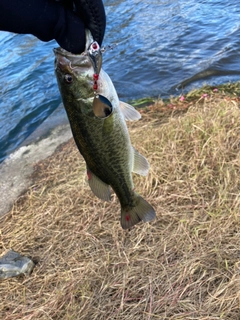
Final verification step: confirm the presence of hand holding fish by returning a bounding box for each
[0,0,106,54]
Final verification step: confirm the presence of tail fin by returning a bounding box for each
[121,195,156,229]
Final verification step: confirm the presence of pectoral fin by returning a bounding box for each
[132,147,150,176]
[87,167,111,202]
[119,101,141,121]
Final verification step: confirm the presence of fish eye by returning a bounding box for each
[64,74,73,83]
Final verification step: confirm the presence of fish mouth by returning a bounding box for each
[53,47,91,70]
[53,29,94,69]
[53,47,83,59]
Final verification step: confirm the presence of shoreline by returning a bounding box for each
[0,106,72,217]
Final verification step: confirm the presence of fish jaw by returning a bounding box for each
[53,29,96,85]
[54,48,93,81]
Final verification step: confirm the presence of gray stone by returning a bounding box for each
[0,250,35,279]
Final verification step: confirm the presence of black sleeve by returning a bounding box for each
[0,0,106,53]
[73,0,106,47]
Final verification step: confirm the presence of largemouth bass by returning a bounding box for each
[54,31,155,229]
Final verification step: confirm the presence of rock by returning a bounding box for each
[0,250,35,279]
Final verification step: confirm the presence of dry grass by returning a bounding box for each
[1,92,240,319]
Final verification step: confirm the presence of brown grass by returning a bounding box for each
[1,92,240,319]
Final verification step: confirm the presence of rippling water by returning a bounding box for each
[0,0,240,162]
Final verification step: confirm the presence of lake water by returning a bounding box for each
[0,0,240,162]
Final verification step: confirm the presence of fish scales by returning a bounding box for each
[66,96,134,207]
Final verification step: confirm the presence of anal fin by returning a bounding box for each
[87,167,111,202]
[132,147,150,176]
